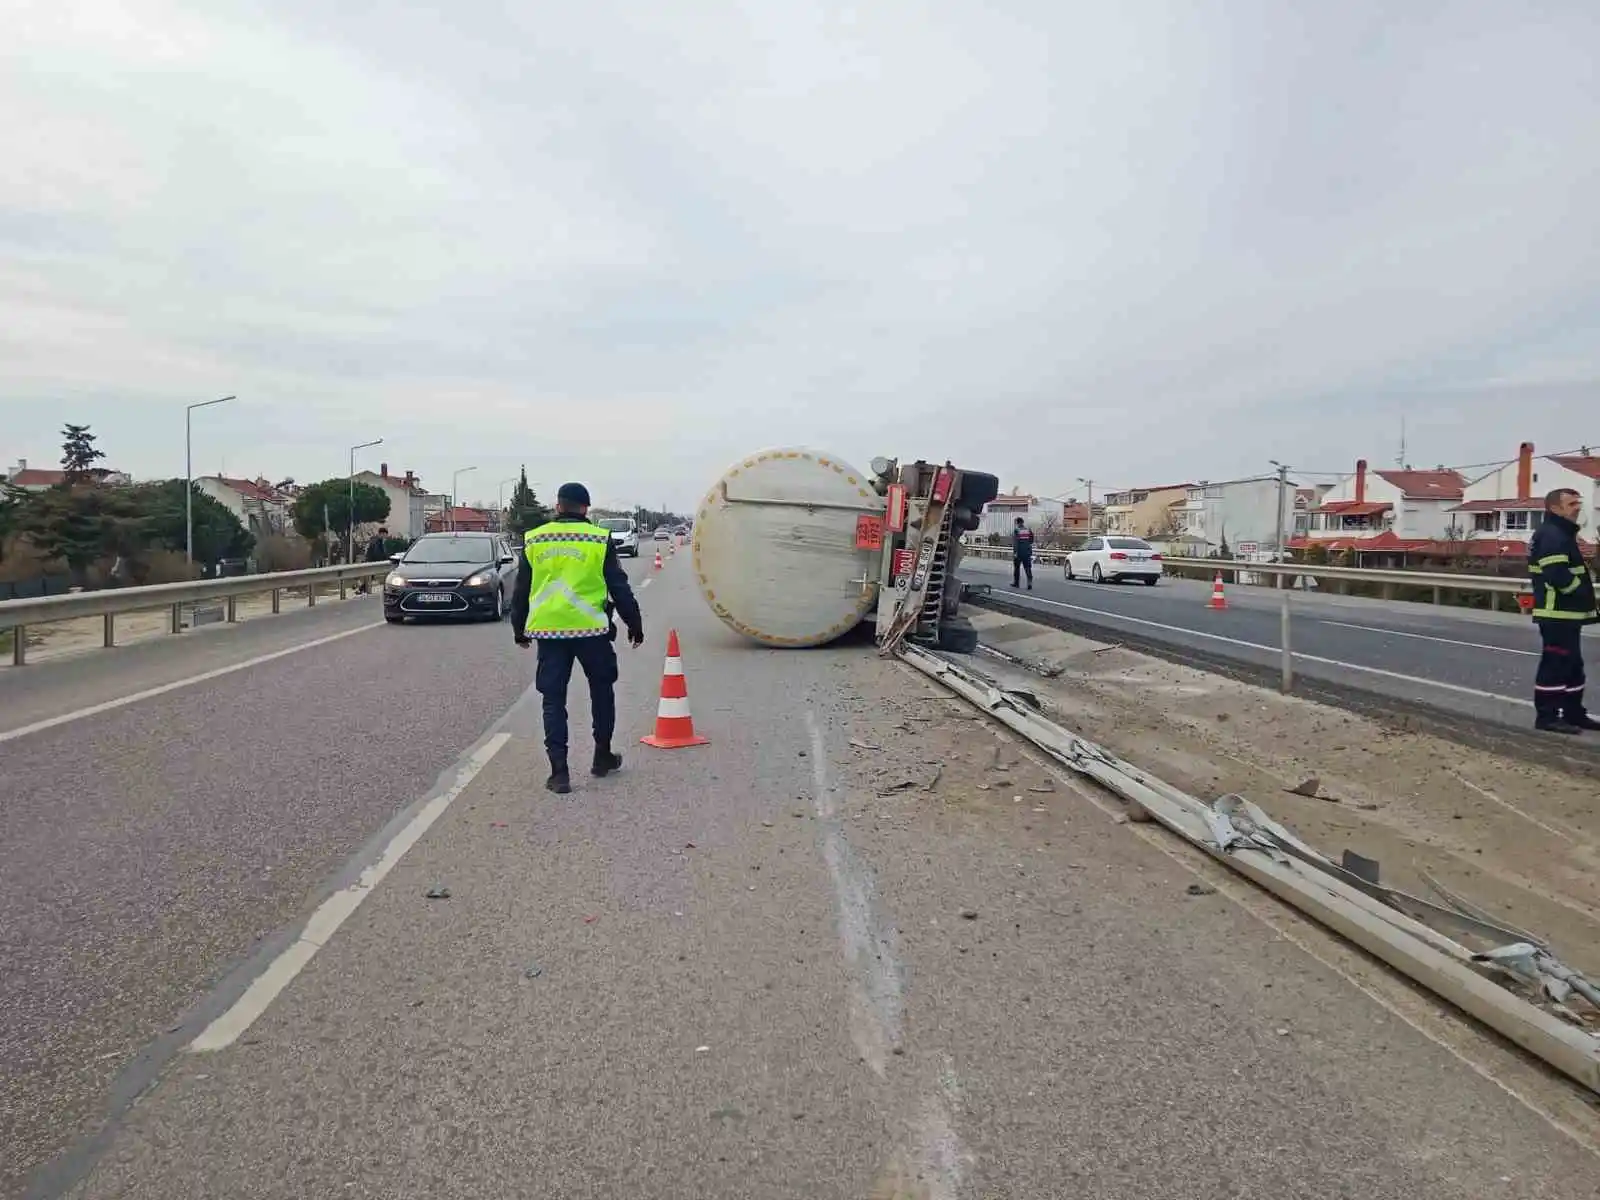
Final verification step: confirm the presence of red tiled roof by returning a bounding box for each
[1549,455,1600,480]
[1373,469,1465,499]
[1448,498,1545,513]
[424,506,497,530]
[1313,500,1393,516]
[9,468,66,486]
[1286,535,1595,557]
[213,476,284,502]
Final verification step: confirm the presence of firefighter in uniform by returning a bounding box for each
[1529,486,1599,734]
[511,483,645,793]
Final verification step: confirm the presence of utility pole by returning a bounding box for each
[185,396,235,566]
[1269,460,1290,583]
[348,437,383,563]
[1077,477,1094,534]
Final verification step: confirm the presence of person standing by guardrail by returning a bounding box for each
[356,525,389,596]
[1011,516,1034,590]
[1530,488,1599,734]
[511,482,645,794]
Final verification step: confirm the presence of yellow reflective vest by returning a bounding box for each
[523,521,612,638]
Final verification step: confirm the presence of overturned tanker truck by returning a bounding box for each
[690,448,1000,652]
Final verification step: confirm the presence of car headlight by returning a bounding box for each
[386,573,406,588]
[464,572,493,588]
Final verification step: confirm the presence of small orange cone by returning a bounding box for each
[1208,571,1228,611]
[654,550,663,570]
[641,630,710,749]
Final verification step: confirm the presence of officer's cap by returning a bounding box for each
[556,482,592,507]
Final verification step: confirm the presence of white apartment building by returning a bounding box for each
[353,464,450,540]
[1170,475,1303,555]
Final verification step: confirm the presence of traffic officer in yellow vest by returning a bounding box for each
[511,483,644,793]
[1530,486,1599,734]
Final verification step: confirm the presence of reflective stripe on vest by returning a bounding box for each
[523,522,611,638]
[1529,555,1596,621]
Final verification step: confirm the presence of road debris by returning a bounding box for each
[524,965,544,979]
[423,886,451,900]
[849,738,883,751]
[1186,883,1217,897]
[899,641,1600,1095]
[959,908,979,920]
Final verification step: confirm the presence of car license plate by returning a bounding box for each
[416,592,453,604]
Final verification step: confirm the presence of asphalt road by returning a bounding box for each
[6,556,1598,1197]
[960,557,1545,727]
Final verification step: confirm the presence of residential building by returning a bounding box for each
[979,491,1068,545]
[424,506,497,533]
[4,458,131,490]
[195,476,292,538]
[353,464,449,540]
[1450,442,1600,555]
[1169,475,1304,556]
[1100,484,1192,538]
[1060,501,1092,537]
[1294,459,1466,557]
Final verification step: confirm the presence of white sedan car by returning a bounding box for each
[1064,536,1164,585]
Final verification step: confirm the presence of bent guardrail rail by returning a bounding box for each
[0,563,393,666]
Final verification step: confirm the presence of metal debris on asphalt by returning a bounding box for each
[849,738,883,751]
[524,965,544,979]
[959,908,978,920]
[1186,883,1217,896]
[424,886,451,900]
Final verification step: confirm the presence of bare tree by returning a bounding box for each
[1036,510,1062,549]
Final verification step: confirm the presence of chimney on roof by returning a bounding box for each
[1354,458,1367,503]
[1516,441,1534,500]
[380,462,389,478]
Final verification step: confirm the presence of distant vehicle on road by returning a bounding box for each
[1065,536,1163,586]
[383,533,518,623]
[653,528,671,542]
[600,517,640,558]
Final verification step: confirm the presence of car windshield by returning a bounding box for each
[403,537,496,564]
[599,519,633,533]
[1107,538,1153,551]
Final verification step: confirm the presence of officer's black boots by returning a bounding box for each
[1536,715,1581,735]
[592,747,623,777]
[545,760,572,794]
[1566,713,1600,732]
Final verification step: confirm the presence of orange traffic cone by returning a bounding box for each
[1207,572,1228,611]
[654,550,663,570]
[641,630,710,749]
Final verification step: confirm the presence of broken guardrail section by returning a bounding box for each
[896,642,1600,1096]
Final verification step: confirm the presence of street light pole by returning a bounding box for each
[348,438,384,562]
[451,466,477,531]
[185,395,236,566]
[1269,460,1292,590]
[497,477,519,532]
[1077,477,1094,534]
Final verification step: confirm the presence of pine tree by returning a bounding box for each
[61,424,106,482]
[505,467,550,535]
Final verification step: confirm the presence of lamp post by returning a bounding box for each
[451,466,477,531]
[1077,477,1094,534]
[348,438,384,562]
[1270,459,1291,572]
[186,395,236,566]
[497,477,520,533]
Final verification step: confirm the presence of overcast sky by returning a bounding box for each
[4,1,1599,510]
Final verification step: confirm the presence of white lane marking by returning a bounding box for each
[0,621,386,744]
[1009,594,1531,707]
[189,732,511,1052]
[805,710,904,1077]
[995,732,1600,1158]
[1320,620,1538,656]
[639,577,653,590]
[1446,769,1592,848]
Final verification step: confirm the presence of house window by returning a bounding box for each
[1504,510,1530,531]
[1471,512,1498,533]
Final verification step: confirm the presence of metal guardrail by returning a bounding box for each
[960,547,1530,604]
[0,563,393,666]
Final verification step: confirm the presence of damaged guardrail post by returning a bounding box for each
[1280,589,1293,694]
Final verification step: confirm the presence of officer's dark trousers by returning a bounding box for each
[1013,554,1033,588]
[535,635,619,766]
[1535,621,1587,721]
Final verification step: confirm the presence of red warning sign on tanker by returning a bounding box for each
[854,515,885,551]
[891,548,914,580]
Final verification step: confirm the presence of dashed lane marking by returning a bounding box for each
[189,732,511,1052]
